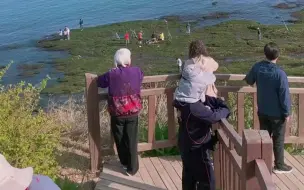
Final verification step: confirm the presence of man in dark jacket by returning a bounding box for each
[245,42,292,174]
[173,96,230,190]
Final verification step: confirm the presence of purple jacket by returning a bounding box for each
[97,66,144,117]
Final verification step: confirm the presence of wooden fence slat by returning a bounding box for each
[237,93,245,134]
[241,130,261,190]
[167,92,176,143]
[298,94,304,137]
[259,130,272,173]
[253,93,259,130]
[148,95,157,143]
[85,73,101,172]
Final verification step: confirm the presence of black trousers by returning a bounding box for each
[181,147,215,190]
[258,114,286,167]
[111,115,139,175]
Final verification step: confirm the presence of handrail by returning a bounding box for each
[220,119,242,154]
[255,159,276,190]
[84,73,304,85]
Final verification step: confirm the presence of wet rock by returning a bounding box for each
[212,1,218,6]
[159,15,181,22]
[17,63,44,71]
[274,3,299,9]
[291,9,304,21]
[202,12,231,20]
[285,19,302,24]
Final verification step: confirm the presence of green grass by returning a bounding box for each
[38,12,304,94]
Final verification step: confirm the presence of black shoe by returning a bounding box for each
[273,164,293,174]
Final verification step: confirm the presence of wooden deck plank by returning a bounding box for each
[284,151,304,176]
[150,157,177,190]
[96,179,140,190]
[272,174,289,190]
[282,159,304,189]
[100,173,166,190]
[139,156,155,186]
[142,157,167,189]
[102,164,143,183]
[97,154,304,190]
[285,156,304,185]
[159,157,182,190]
[165,156,183,180]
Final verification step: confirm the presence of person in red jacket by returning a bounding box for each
[138,30,143,45]
[124,31,130,46]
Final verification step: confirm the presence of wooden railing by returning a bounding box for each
[85,73,304,189]
[213,118,275,190]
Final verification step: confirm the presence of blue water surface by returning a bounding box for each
[0,0,302,86]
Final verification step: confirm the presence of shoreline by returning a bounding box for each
[35,9,304,95]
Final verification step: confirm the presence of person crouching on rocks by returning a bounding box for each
[97,48,143,176]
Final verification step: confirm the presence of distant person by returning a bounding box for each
[64,26,70,40]
[186,22,191,34]
[79,19,84,30]
[58,29,63,38]
[245,42,292,174]
[151,32,157,42]
[176,58,183,73]
[159,32,165,41]
[257,27,262,40]
[138,30,143,44]
[124,31,130,46]
[115,32,120,39]
[97,48,143,176]
[0,154,61,190]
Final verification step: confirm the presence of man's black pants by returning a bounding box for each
[111,115,139,175]
[181,147,215,190]
[258,114,286,167]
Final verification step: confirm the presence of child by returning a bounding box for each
[97,48,143,176]
[124,31,130,46]
[175,40,219,103]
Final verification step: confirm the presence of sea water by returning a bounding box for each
[0,0,301,87]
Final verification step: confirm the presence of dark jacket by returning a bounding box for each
[245,61,291,118]
[173,96,230,152]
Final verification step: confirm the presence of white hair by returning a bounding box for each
[114,48,131,67]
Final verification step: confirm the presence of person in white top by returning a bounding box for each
[176,58,183,73]
[64,26,70,40]
[0,154,61,190]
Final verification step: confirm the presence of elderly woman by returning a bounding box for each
[97,48,143,176]
[0,154,60,190]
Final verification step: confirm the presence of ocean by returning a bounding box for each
[0,0,302,88]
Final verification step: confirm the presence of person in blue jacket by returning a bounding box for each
[173,95,230,190]
[245,42,292,174]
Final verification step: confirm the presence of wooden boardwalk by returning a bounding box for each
[95,151,304,190]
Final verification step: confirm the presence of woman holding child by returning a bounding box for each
[174,40,230,190]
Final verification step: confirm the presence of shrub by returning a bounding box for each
[0,62,64,178]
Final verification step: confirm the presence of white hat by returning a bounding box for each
[0,154,33,190]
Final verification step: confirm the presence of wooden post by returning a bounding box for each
[148,95,156,143]
[85,73,101,172]
[298,94,304,137]
[167,90,176,144]
[241,130,261,190]
[259,130,273,173]
[213,124,221,189]
[253,93,259,130]
[237,93,245,134]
